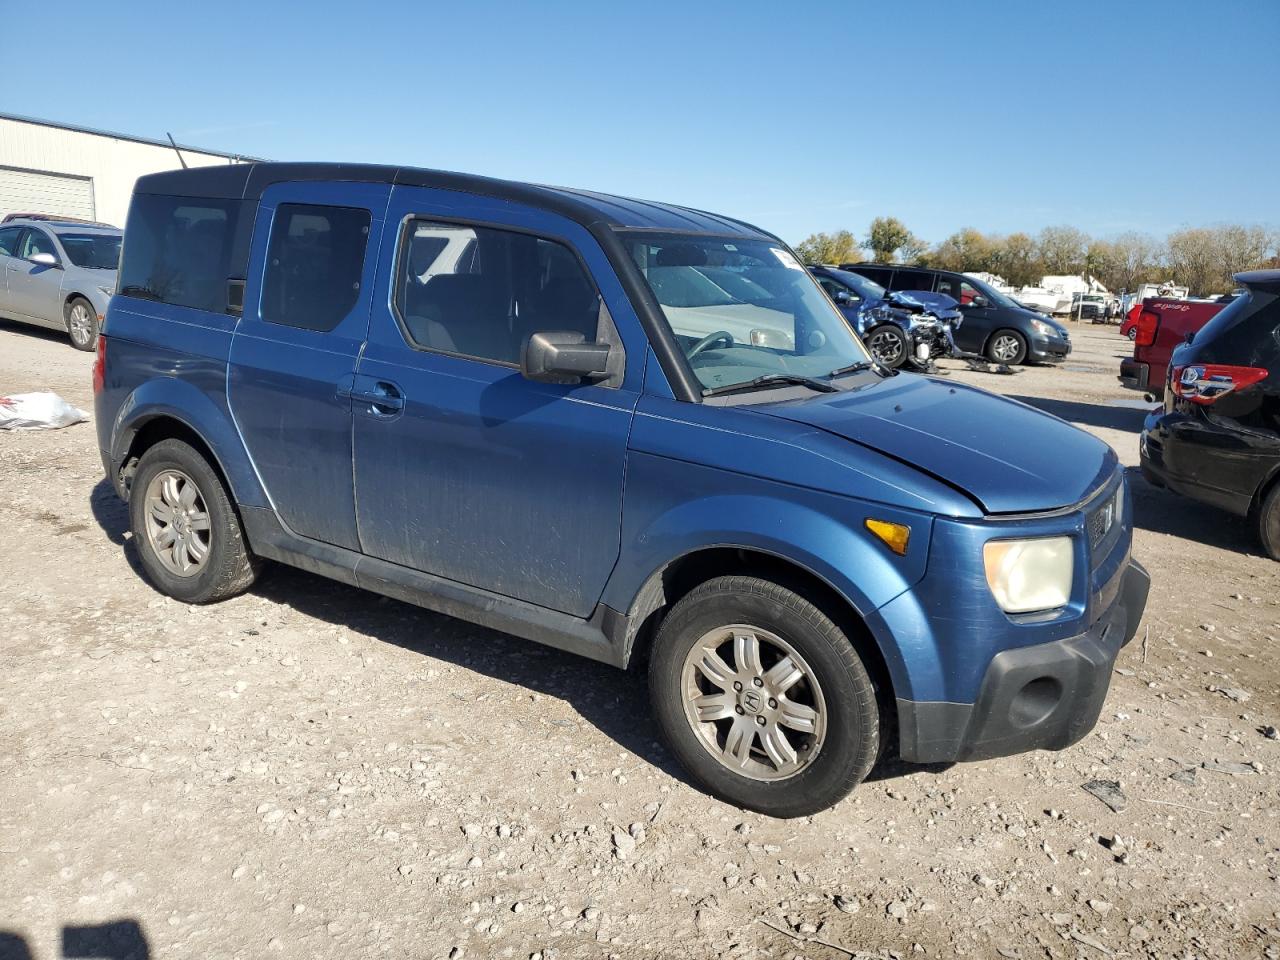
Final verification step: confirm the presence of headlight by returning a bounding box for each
[97,284,115,297]
[1030,319,1058,338]
[983,536,1073,613]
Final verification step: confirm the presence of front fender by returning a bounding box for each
[603,451,934,696]
[108,376,266,508]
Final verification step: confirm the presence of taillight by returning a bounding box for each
[1171,363,1268,404]
[1134,309,1159,347]
[92,335,107,394]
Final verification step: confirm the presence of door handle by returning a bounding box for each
[351,381,405,416]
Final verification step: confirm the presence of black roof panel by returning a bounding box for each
[133,162,774,239]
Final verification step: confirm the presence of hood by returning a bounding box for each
[759,374,1116,514]
[887,289,961,319]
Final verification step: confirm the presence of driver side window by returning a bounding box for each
[818,277,858,302]
[19,228,56,260]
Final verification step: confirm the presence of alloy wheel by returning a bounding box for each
[69,302,96,347]
[867,328,904,365]
[992,334,1021,362]
[143,469,212,577]
[680,624,827,781]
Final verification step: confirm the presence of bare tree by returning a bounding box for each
[1104,232,1160,295]
[1166,228,1220,296]
[1036,226,1089,275]
[1216,224,1273,286]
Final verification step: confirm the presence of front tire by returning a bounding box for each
[986,329,1028,365]
[648,576,880,818]
[1127,327,1138,341]
[129,439,260,603]
[66,296,99,352]
[1258,484,1280,561]
[865,324,908,369]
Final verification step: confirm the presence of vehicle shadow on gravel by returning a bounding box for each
[1128,468,1258,553]
[1007,395,1149,433]
[88,480,941,795]
[0,919,150,960]
[0,318,72,348]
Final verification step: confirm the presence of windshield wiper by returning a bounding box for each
[826,360,875,378]
[703,373,839,398]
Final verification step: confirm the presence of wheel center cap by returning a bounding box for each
[739,689,764,715]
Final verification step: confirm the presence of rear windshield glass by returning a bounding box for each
[118,194,247,314]
[1193,288,1254,342]
[56,232,121,270]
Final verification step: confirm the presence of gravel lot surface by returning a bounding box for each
[1,319,1277,960]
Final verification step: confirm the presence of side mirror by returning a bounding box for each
[28,252,59,267]
[521,331,611,383]
[965,294,988,308]
[833,289,853,303]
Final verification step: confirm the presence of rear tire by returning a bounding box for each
[1258,483,1280,562]
[986,329,1028,365]
[648,576,879,818]
[129,439,261,603]
[1127,328,1138,341]
[66,296,98,352]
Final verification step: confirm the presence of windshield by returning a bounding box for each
[826,267,886,302]
[56,233,121,270]
[624,233,870,394]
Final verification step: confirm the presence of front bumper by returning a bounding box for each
[1029,335,1071,362]
[896,557,1150,763]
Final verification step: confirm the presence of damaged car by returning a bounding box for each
[810,264,961,369]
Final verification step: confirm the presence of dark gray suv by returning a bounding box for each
[844,263,1071,365]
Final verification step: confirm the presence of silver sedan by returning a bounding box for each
[0,218,121,351]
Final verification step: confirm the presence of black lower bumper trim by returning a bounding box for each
[897,558,1150,764]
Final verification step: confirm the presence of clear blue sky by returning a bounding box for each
[3,0,1276,246]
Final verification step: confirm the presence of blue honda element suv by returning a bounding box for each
[95,163,1149,817]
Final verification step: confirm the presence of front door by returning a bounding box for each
[936,275,996,353]
[8,227,64,325]
[227,181,389,550]
[352,185,644,618]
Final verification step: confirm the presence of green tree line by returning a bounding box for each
[794,217,1279,296]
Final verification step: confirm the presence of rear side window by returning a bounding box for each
[394,219,600,365]
[1194,287,1280,363]
[261,203,371,332]
[118,194,244,313]
[889,270,934,293]
[850,265,891,286]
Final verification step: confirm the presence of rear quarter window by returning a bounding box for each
[1193,288,1280,366]
[118,194,249,314]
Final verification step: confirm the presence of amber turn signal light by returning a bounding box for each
[865,518,910,555]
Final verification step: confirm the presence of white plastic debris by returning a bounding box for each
[0,392,89,430]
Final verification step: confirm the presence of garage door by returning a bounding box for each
[0,166,95,221]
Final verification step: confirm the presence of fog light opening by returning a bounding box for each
[1009,676,1063,728]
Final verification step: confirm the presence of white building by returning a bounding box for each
[0,112,256,227]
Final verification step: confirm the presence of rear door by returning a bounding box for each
[351,185,644,618]
[8,227,65,325]
[227,181,389,550]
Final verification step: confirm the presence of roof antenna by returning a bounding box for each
[165,132,189,169]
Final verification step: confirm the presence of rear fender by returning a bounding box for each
[108,377,266,508]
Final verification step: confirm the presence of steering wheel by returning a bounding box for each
[687,330,735,360]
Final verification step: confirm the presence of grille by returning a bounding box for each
[1087,486,1122,554]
